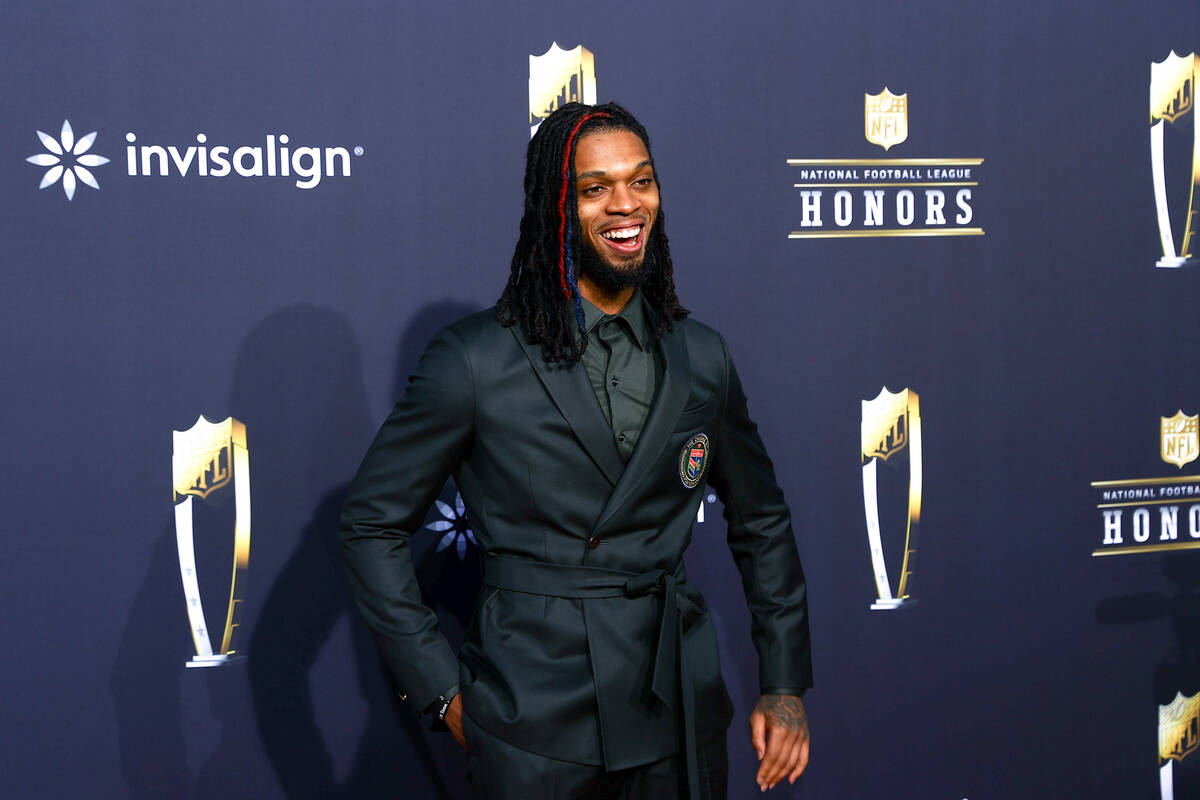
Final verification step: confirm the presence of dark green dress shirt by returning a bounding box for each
[579,289,663,462]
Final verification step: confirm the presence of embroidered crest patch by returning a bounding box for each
[679,433,710,489]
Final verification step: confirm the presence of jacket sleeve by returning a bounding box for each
[339,327,475,711]
[706,333,813,696]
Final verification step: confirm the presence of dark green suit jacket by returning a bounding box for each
[340,308,811,769]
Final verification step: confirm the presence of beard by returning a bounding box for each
[578,237,655,292]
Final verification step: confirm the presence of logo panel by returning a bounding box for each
[24,119,363,201]
[789,88,985,239]
[1091,409,1200,557]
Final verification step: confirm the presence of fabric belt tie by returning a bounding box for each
[482,556,701,800]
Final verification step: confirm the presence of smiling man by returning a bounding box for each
[340,102,812,799]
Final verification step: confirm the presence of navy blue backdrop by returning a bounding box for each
[3,1,1200,797]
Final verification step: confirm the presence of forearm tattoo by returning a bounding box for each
[755,694,808,733]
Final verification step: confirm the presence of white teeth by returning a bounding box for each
[602,226,640,240]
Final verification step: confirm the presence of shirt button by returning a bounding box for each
[617,433,626,442]
[587,536,602,550]
[611,376,619,386]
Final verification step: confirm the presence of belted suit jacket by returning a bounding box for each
[339,307,811,770]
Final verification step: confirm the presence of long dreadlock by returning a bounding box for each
[496,102,688,363]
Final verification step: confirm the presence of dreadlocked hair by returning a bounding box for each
[496,101,689,363]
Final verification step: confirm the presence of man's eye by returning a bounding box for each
[634,177,654,187]
[581,185,605,195]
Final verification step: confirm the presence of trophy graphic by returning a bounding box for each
[172,416,251,667]
[529,42,596,138]
[861,387,922,610]
[1150,52,1198,268]
[1159,691,1200,800]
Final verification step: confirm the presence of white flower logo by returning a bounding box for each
[425,492,476,560]
[26,120,110,201]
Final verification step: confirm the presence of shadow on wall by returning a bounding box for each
[1095,551,1200,798]
[241,301,482,798]
[110,301,483,799]
[1095,552,1200,702]
[239,300,483,799]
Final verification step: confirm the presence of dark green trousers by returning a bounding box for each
[463,712,728,800]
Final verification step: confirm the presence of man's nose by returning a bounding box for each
[606,185,639,215]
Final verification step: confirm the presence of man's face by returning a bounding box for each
[573,129,660,288]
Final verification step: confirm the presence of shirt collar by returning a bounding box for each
[580,287,651,351]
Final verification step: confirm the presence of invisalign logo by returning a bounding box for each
[24,118,364,201]
[124,133,364,189]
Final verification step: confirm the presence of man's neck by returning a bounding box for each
[577,277,635,315]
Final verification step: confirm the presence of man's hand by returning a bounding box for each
[445,694,466,751]
[749,694,809,791]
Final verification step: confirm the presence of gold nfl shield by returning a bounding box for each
[1159,691,1200,800]
[1161,410,1199,468]
[1150,52,1198,268]
[529,42,596,138]
[861,387,922,610]
[172,415,251,668]
[865,88,908,151]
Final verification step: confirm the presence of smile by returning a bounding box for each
[600,225,643,251]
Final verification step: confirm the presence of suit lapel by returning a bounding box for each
[511,326,625,486]
[592,322,690,534]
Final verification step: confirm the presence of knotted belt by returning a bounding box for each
[482,556,701,800]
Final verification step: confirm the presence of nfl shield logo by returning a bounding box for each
[865,88,908,151]
[1151,51,1195,124]
[529,42,597,137]
[1159,691,1200,764]
[1161,410,1199,469]
[173,415,239,500]
[861,387,913,462]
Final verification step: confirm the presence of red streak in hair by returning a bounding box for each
[556,111,611,299]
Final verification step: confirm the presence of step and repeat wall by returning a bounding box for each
[3,1,1199,797]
